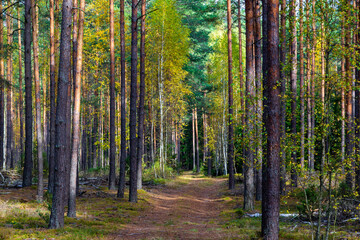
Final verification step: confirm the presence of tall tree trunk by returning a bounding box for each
[129,0,138,203]
[244,0,255,211]
[290,0,298,187]
[137,0,146,190]
[31,0,44,201]
[18,6,24,161]
[238,0,244,112]
[195,108,200,173]
[43,70,48,158]
[279,0,286,194]
[22,0,33,187]
[109,0,116,190]
[222,81,228,175]
[306,0,312,171]
[6,0,14,169]
[227,0,235,190]
[238,0,246,174]
[299,0,305,170]
[68,0,85,217]
[254,0,262,202]
[0,0,4,170]
[345,0,354,189]
[49,0,73,229]
[192,109,196,171]
[117,0,126,199]
[159,42,165,175]
[341,24,345,173]
[48,0,57,193]
[356,0,360,193]
[204,113,210,176]
[310,0,316,171]
[261,0,280,238]
[72,0,78,95]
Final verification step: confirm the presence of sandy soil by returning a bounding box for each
[114,174,238,240]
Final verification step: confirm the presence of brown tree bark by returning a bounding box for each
[129,0,138,203]
[244,0,255,211]
[6,0,14,169]
[227,0,235,190]
[49,0,73,229]
[238,0,244,114]
[290,0,298,187]
[0,0,4,170]
[356,0,360,193]
[204,113,210,176]
[72,0,78,94]
[254,0,262,202]
[137,0,146,190]
[299,0,305,170]
[279,0,286,194]
[68,0,85,217]
[261,0,281,238]
[48,0,57,193]
[18,6,24,160]
[192,109,196,171]
[22,0,33,187]
[341,24,345,173]
[31,0,44,201]
[43,70,48,158]
[195,108,200,173]
[310,0,316,171]
[306,0,312,171]
[109,0,116,190]
[345,0,354,189]
[117,0,126,199]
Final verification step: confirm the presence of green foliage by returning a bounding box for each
[143,161,175,184]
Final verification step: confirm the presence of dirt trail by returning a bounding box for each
[115,173,237,240]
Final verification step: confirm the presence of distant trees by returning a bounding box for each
[1,0,360,236]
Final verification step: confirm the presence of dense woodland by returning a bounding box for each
[0,0,360,239]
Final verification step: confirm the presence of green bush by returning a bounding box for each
[143,161,175,185]
[295,184,325,219]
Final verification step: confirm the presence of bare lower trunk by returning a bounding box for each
[254,0,262,202]
[137,0,146,189]
[48,0,57,193]
[6,1,14,170]
[261,0,281,238]
[49,0,73,229]
[117,0,126,199]
[0,1,4,170]
[129,0,138,202]
[32,0,44,201]
[345,0,354,189]
[299,0,305,170]
[23,0,33,187]
[290,0,298,187]
[68,0,85,217]
[227,0,235,190]
[244,0,255,211]
[18,6,24,161]
[195,108,200,173]
[279,0,286,194]
[109,0,116,190]
[192,109,196,171]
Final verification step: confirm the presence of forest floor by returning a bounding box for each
[0,171,359,239]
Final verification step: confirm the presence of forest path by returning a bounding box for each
[114,173,237,240]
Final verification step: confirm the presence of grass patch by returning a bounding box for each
[0,188,150,240]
